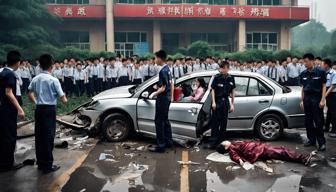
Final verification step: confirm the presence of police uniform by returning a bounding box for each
[300,67,326,147]
[28,71,64,171]
[0,67,17,170]
[210,73,235,145]
[326,69,336,135]
[155,64,173,149]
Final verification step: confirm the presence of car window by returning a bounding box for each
[174,76,211,103]
[234,76,249,97]
[247,78,272,96]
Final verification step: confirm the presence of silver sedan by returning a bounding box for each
[57,70,305,142]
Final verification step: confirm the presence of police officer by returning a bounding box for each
[28,54,68,173]
[148,50,174,153]
[322,59,336,138]
[207,61,235,149]
[0,51,25,171]
[300,53,327,151]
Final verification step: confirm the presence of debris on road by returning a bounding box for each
[242,162,254,170]
[206,152,235,163]
[98,153,117,162]
[54,141,69,149]
[15,143,32,155]
[328,184,334,188]
[118,162,148,182]
[177,161,201,165]
[310,163,317,167]
[125,153,136,158]
[254,162,273,173]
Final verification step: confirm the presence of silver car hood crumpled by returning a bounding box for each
[93,85,133,100]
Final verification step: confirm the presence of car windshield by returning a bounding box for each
[134,75,158,93]
[267,78,292,93]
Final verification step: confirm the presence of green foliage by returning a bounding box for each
[22,94,92,121]
[291,19,331,51]
[186,41,215,58]
[0,0,60,51]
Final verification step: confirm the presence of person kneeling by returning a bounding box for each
[216,140,315,166]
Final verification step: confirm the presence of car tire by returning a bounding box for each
[102,113,131,142]
[255,114,283,141]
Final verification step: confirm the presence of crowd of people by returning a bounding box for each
[4,54,336,101]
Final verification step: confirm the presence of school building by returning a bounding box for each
[46,0,309,56]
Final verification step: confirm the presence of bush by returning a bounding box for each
[187,41,214,58]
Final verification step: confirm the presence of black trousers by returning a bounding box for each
[288,77,299,86]
[326,93,336,133]
[64,77,73,96]
[87,77,94,97]
[96,78,103,93]
[155,96,172,148]
[0,107,17,170]
[119,76,129,86]
[303,95,326,146]
[144,76,152,81]
[92,75,98,94]
[21,78,30,94]
[35,105,56,170]
[133,78,142,85]
[75,80,85,97]
[210,98,229,145]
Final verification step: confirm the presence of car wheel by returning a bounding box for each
[255,114,283,141]
[102,113,131,142]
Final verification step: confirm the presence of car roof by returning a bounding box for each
[186,70,264,78]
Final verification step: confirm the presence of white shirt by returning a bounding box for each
[106,65,118,78]
[74,69,86,81]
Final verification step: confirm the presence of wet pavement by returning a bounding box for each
[0,126,336,192]
[60,129,336,192]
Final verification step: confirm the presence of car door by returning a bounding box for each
[136,75,211,139]
[228,76,274,130]
[169,76,212,139]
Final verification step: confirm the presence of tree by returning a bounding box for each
[187,41,215,58]
[291,19,331,51]
[0,0,60,60]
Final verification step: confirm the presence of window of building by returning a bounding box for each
[246,0,281,5]
[115,32,148,57]
[246,32,278,51]
[162,0,234,4]
[45,0,89,4]
[190,33,229,51]
[115,0,154,4]
[60,31,90,50]
[162,33,180,54]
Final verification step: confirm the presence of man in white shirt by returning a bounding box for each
[105,58,118,89]
[74,64,86,97]
[118,58,131,86]
[132,62,143,85]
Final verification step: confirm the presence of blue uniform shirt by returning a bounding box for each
[300,67,326,95]
[211,73,236,100]
[157,64,172,99]
[28,71,64,105]
[326,69,336,92]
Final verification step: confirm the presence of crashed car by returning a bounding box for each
[57,70,305,142]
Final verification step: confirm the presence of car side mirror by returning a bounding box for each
[141,91,149,99]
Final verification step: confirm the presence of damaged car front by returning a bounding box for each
[57,85,138,137]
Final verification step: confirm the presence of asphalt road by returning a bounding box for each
[1,127,336,192]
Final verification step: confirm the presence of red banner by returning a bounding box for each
[47,4,309,21]
[113,4,309,20]
[48,5,105,18]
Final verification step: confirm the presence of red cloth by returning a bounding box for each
[228,141,308,164]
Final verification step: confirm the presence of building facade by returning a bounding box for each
[46,0,309,56]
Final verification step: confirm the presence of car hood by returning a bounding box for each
[93,85,133,100]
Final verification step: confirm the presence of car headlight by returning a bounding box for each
[87,100,99,109]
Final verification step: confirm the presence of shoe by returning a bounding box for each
[318,144,326,152]
[42,165,61,174]
[328,132,336,138]
[304,151,315,166]
[303,141,316,147]
[148,145,165,153]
